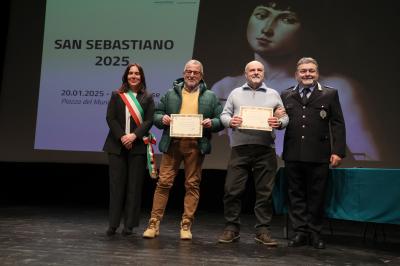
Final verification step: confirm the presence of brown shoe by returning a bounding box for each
[143,218,160,239]
[255,231,278,246]
[180,219,192,240]
[218,230,240,243]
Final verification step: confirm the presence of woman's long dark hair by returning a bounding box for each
[118,63,147,94]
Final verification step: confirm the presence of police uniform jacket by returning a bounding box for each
[281,82,346,163]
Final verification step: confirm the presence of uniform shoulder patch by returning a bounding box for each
[286,86,296,91]
[323,85,335,89]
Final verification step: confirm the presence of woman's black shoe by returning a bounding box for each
[121,228,133,236]
[106,227,117,236]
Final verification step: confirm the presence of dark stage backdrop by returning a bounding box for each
[1,0,399,168]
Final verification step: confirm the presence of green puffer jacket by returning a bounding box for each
[154,78,224,154]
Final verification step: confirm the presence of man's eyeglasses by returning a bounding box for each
[184,70,201,76]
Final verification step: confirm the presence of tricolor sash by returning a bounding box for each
[119,91,158,179]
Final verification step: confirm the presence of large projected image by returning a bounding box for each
[34,0,199,152]
[193,0,393,165]
[6,0,392,167]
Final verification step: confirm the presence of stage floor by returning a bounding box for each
[0,206,399,266]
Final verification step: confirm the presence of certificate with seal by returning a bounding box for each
[238,106,273,131]
[170,114,203,137]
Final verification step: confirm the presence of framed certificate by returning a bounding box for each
[238,106,273,131]
[170,114,203,138]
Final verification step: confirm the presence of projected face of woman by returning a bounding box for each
[127,65,142,91]
[247,5,301,57]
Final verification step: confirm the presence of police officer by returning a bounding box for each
[281,57,346,249]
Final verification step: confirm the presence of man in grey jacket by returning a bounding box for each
[218,60,288,246]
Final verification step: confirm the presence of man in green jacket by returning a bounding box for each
[143,59,223,240]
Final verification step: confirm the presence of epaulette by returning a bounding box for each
[285,86,296,91]
[323,85,335,89]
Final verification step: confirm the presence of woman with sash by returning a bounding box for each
[103,63,155,236]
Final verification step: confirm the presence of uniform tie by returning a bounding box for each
[302,88,310,105]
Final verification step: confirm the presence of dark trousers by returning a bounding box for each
[285,161,329,235]
[108,152,146,229]
[223,145,277,233]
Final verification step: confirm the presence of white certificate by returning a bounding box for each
[170,114,203,138]
[238,106,273,131]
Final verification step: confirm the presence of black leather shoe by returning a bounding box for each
[121,228,133,236]
[311,234,326,249]
[288,233,308,247]
[106,227,117,236]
